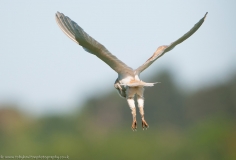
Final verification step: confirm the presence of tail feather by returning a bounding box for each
[121,81,159,87]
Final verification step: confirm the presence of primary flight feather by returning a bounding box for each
[55,12,207,130]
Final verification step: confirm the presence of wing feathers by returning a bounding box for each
[56,12,207,76]
[135,12,208,74]
[55,12,134,75]
[56,14,78,44]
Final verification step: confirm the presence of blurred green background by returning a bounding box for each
[1,1,236,160]
[1,71,235,159]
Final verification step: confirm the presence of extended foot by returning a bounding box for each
[142,119,149,130]
[131,120,137,131]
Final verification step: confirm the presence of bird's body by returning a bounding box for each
[55,12,207,130]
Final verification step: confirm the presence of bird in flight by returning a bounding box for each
[55,12,207,130]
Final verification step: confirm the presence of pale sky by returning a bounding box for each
[0,0,235,115]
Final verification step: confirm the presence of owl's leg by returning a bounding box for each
[137,88,149,130]
[126,87,137,131]
[127,98,137,131]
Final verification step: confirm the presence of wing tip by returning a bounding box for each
[55,11,60,19]
[55,11,62,24]
[204,12,208,20]
[55,11,64,19]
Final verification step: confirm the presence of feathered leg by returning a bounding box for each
[127,98,137,130]
[137,95,149,129]
[136,87,149,130]
[126,87,137,131]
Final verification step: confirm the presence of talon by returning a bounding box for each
[131,120,137,131]
[142,119,149,130]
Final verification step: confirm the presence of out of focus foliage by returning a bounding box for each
[0,71,235,159]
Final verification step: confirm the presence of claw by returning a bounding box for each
[131,120,137,131]
[141,119,149,130]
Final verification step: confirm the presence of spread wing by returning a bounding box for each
[135,12,208,75]
[55,12,134,75]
